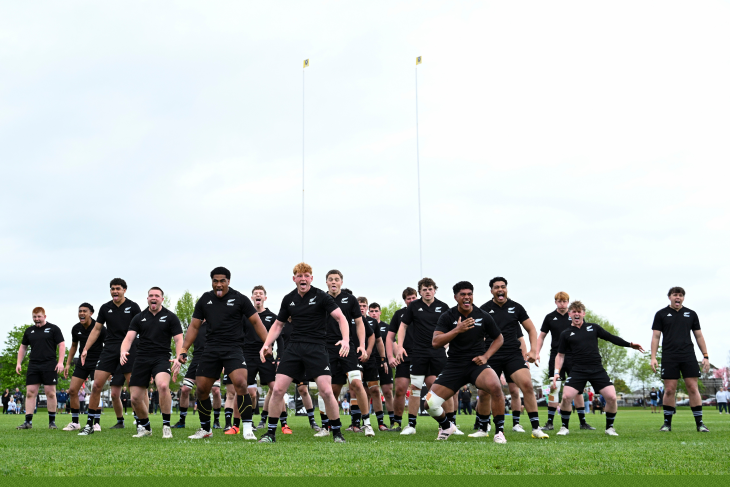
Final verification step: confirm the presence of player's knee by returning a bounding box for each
[368,381,379,390]
[425,391,445,418]
[410,375,425,392]
[347,370,363,385]
[182,380,194,391]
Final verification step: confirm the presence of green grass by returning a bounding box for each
[0,408,727,476]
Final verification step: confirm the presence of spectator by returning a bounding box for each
[14,388,23,409]
[78,385,87,414]
[716,387,728,414]
[57,389,65,414]
[588,389,594,413]
[583,390,590,414]
[2,389,9,414]
[657,386,664,407]
[152,388,160,414]
[121,387,130,414]
[593,395,603,415]
[460,386,472,415]
[342,399,350,414]
[649,387,659,413]
[8,397,17,414]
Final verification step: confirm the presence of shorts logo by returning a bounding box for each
[207,301,213,304]
[124,307,131,313]
[586,325,593,331]
[242,361,246,365]
[227,299,235,306]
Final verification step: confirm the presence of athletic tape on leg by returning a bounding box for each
[347,370,363,384]
[410,375,425,391]
[212,380,221,388]
[425,391,445,418]
[318,395,326,415]
[183,378,195,389]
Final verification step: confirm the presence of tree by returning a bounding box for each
[168,291,198,391]
[586,310,630,379]
[629,351,657,408]
[613,378,631,394]
[380,300,401,327]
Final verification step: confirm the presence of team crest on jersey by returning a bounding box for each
[309,297,317,305]
[435,307,441,312]
[508,307,515,314]
[586,325,593,331]
[124,307,131,313]
[475,318,483,326]
[341,297,348,303]
[265,316,272,321]
[44,329,50,333]
[684,312,690,317]
[160,316,167,322]
[227,299,235,306]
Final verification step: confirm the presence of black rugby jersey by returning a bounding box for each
[400,298,450,356]
[479,299,529,358]
[71,320,105,362]
[326,292,363,348]
[96,299,142,346]
[22,323,64,368]
[388,308,414,354]
[540,310,572,355]
[129,306,183,356]
[435,306,501,361]
[557,323,630,371]
[276,286,338,345]
[651,306,701,362]
[192,288,257,350]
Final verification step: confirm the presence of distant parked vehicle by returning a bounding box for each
[676,399,690,406]
[702,397,716,406]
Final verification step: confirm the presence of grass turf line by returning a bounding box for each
[0,408,727,476]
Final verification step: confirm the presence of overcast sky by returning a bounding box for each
[2,1,728,376]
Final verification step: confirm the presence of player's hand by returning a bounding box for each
[526,349,537,364]
[336,340,350,357]
[358,347,368,362]
[120,351,129,366]
[80,349,87,366]
[552,374,558,390]
[702,358,710,374]
[55,362,64,374]
[380,360,389,374]
[455,316,475,334]
[15,364,21,375]
[629,342,645,353]
[260,344,271,363]
[63,364,70,379]
[534,354,540,366]
[650,357,658,373]
[170,358,181,381]
[388,353,398,369]
[394,346,405,365]
[472,354,488,366]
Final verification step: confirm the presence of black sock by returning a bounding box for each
[234,417,241,428]
[494,415,505,434]
[320,412,329,429]
[437,415,451,430]
[351,405,361,427]
[691,406,703,427]
[476,413,489,432]
[179,407,187,423]
[330,417,342,434]
[388,410,395,425]
[528,411,540,430]
[512,410,521,426]
[116,416,124,424]
[49,412,56,424]
[213,408,221,423]
[261,410,268,422]
[162,413,170,427]
[280,409,288,427]
[94,411,100,425]
[561,412,571,429]
[446,411,456,424]
[198,397,212,432]
[141,418,151,431]
[237,394,253,424]
[306,408,316,425]
[224,408,233,428]
[408,414,417,428]
[267,415,278,435]
[606,411,616,430]
[578,411,586,425]
[393,414,402,426]
[663,406,675,426]
[25,413,33,424]
[71,408,80,424]
[376,411,384,426]
[547,406,556,424]
[86,410,94,426]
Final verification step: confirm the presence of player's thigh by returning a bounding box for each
[473,365,501,395]
[683,376,700,393]
[598,384,616,402]
[562,385,581,402]
[429,383,456,401]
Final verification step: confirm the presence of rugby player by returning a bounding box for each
[176,267,269,440]
[257,263,351,443]
[536,292,592,431]
[651,287,711,432]
[122,287,183,438]
[385,287,418,431]
[479,277,549,439]
[554,301,644,436]
[15,307,65,430]
[360,297,390,431]
[424,282,508,443]
[369,302,395,427]
[395,278,454,435]
[63,303,105,430]
[79,278,142,435]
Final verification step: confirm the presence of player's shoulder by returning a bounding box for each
[71,322,82,333]
[407,298,422,310]
[507,298,525,310]
[434,298,449,310]
[162,306,180,319]
[125,298,141,310]
[654,305,672,317]
[479,299,494,310]
[99,300,113,311]
[681,306,697,316]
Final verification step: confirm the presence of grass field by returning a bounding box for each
[0,407,728,476]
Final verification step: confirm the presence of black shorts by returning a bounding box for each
[327,345,362,385]
[379,361,393,386]
[434,361,492,393]
[72,360,97,381]
[197,347,247,380]
[130,355,171,387]
[548,352,573,382]
[409,353,446,377]
[184,358,201,381]
[26,367,58,386]
[363,360,380,384]
[244,352,277,385]
[110,370,128,387]
[96,341,137,375]
[395,360,411,379]
[661,360,700,380]
[564,368,613,393]
[277,342,330,382]
[488,353,528,381]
